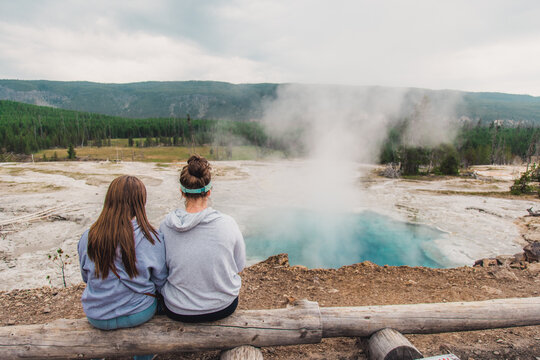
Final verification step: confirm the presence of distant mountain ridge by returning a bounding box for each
[1,80,540,124]
[0,80,278,120]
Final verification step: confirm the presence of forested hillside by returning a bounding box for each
[0,80,277,120]
[0,100,268,154]
[2,80,540,124]
[460,92,540,124]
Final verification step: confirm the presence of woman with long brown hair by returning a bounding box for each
[160,155,245,323]
[78,175,166,358]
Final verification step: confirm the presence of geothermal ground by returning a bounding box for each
[0,160,539,359]
[0,160,537,290]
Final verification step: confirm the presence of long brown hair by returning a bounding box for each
[88,175,158,279]
[180,154,212,200]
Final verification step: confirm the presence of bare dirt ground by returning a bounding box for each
[1,161,539,359]
[0,251,539,359]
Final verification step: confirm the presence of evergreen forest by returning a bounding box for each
[0,100,269,154]
[1,100,539,175]
[380,121,540,175]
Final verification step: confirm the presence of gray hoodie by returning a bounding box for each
[160,207,246,315]
[78,220,167,320]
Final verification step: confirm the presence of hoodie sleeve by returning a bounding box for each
[77,231,89,283]
[149,231,168,291]
[232,221,246,272]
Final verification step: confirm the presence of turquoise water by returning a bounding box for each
[245,209,446,268]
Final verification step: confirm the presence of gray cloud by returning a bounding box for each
[1,0,540,94]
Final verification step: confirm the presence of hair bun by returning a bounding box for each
[187,155,210,178]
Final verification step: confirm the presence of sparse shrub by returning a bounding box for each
[46,248,70,288]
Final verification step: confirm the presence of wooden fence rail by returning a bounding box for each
[0,297,539,359]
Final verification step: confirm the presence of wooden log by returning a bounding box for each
[0,297,539,359]
[367,328,422,360]
[320,297,540,338]
[0,300,322,360]
[220,345,264,360]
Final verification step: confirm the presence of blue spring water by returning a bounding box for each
[245,208,446,268]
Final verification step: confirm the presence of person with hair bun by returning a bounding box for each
[159,154,246,323]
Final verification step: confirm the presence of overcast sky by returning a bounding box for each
[1,0,539,95]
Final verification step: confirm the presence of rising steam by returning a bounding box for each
[262,84,462,163]
[258,84,462,210]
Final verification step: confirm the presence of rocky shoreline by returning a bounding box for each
[474,240,539,272]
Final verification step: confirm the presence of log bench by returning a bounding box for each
[1,297,539,359]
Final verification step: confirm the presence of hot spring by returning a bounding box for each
[212,161,525,270]
[244,208,447,268]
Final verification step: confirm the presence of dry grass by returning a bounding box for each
[35,145,283,163]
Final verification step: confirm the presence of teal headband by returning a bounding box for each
[181,182,212,194]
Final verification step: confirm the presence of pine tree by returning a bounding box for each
[67,143,76,160]
[440,152,460,175]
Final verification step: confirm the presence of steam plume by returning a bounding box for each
[260,84,462,209]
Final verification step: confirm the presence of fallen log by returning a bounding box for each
[0,300,322,360]
[320,297,540,337]
[0,297,538,359]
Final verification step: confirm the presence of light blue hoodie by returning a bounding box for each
[160,207,245,315]
[78,219,167,320]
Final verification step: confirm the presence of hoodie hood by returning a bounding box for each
[165,207,220,232]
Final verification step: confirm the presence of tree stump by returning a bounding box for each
[368,328,422,360]
[221,345,264,360]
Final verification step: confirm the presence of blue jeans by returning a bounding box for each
[87,299,157,360]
